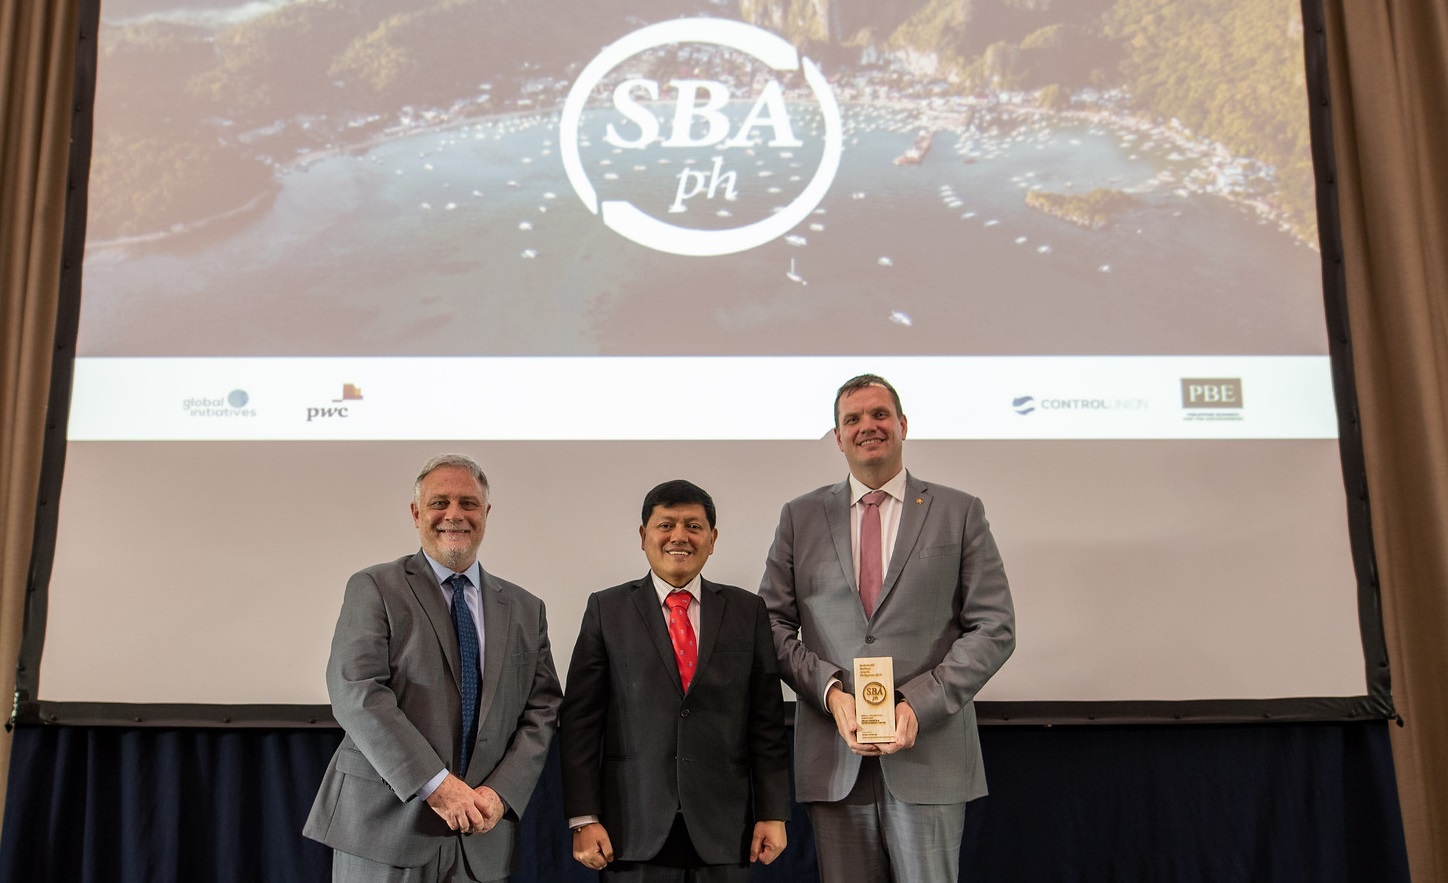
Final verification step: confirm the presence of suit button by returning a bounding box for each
[865,635,876,644]
[680,708,691,718]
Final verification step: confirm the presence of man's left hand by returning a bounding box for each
[473,785,505,833]
[876,700,918,755]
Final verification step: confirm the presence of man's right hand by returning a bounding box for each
[827,685,882,756]
[572,822,614,870]
[426,773,490,834]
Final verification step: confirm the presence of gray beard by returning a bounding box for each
[434,546,473,572]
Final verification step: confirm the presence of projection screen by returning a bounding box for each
[18,0,1389,725]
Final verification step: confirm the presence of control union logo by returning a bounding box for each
[1011,393,1149,415]
[560,19,843,256]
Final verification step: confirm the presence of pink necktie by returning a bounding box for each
[859,490,888,618]
[665,590,697,691]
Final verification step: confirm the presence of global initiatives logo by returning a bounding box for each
[181,389,256,418]
[560,19,843,256]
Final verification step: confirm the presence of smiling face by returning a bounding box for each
[834,383,908,486]
[411,465,490,572]
[640,503,718,588]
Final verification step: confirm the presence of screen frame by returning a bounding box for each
[10,0,1395,729]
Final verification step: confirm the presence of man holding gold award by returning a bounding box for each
[760,374,1017,883]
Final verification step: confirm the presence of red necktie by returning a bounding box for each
[859,490,888,618]
[665,590,697,691]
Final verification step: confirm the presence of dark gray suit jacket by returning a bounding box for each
[303,551,562,876]
[559,574,791,865]
[760,472,1015,805]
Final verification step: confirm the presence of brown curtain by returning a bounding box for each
[0,0,1444,874]
[0,0,79,835]
[1324,2,1448,880]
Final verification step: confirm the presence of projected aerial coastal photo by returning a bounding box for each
[82,0,1326,358]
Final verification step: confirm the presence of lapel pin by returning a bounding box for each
[915,498,924,504]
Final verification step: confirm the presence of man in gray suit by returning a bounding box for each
[561,479,791,881]
[760,374,1016,883]
[305,453,562,882]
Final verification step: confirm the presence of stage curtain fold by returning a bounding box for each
[0,0,80,836]
[1322,2,1448,881]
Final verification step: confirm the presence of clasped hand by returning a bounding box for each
[826,686,918,756]
[426,774,503,835]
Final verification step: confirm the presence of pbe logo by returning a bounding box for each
[560,19,843,256]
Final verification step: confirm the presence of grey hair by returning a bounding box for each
[414,453,490,503]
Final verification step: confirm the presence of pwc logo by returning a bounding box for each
[307,383,363,422]
[560,19,843,256]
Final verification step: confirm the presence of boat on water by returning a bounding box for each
[893,131,934,166]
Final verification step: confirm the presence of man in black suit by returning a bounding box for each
[560,479,791,882]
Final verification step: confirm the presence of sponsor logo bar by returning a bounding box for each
[67,356,1337,441]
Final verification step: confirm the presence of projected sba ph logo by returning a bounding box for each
[560,19,842,256]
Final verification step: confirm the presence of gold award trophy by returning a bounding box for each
[852,656,896,743]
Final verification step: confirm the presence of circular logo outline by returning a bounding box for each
[560,18,843,257]
[861,681,889,706]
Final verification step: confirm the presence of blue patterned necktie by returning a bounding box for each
[446,573,481,775]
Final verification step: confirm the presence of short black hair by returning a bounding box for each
[833,373,905,427]
[641,479,717,528]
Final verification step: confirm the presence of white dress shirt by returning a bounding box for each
[650,570,702,635]
[417,553,485,800]
[847,469,908,592]
[823,469,907,705]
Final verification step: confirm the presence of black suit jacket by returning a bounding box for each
[559,573,791,866]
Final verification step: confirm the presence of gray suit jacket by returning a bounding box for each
[559,574,791,865]
[759,472,1015,805]
[303,551,562,875]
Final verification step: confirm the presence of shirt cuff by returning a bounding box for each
[417,768,448,801]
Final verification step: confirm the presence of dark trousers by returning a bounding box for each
[602,814,749,883]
